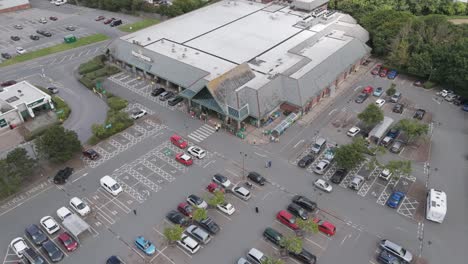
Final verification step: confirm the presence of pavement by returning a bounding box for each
[0,3,467,264]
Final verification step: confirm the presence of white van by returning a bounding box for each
[426,188,446,223]
[311,137,326,154]
[100,176,123,196]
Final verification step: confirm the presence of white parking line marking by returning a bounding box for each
[293,139,304,148]
[203,160,215,168]
[214,209,232,221]
[305,237,325,250]
[340,233,351,246]
[176,245,193,258]
[254,152,266,157]
[0,185,53,217]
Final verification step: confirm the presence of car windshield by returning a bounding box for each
[111,183,120,191]
[63,237,73,246]
[76,203,86,209]
[177,139,184,144]
[289,217,296,224]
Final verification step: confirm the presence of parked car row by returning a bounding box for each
[95,16,123,27]
[10,198,90,263]
[169,133,207,165]
[371,64,398,79]
[151,86,185,106]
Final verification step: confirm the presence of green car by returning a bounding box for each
[263,227,283,246]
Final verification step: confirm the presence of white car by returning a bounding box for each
[212,174,231,188]
[438,89,449,97]
[131,109,147,119]
[57,206,73,220]
[10,237,28,258]
[100,175,123,196]
[314,179,333,193]
[375,99,386,108]
[232,186,251,201]
[187,194,208,209]
[379,169,392,181]
[69,197,91,216]
[247,248,268,264]
[217,202,236,215]
[187,146,206,159]
[313,160,330,175]
[40,216,60,234]
[177,233,200,254]
[16,47,26,54]
[347,126,360,137]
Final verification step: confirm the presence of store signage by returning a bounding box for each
[0,119,7,128]
[132,50,152,62]
[27,98,44,108]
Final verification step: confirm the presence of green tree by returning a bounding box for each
[279,235,303,254]
[335,143,366,171]
[296,219,319,236]
[385,160,412,177]
[358,104,384,128]
[207,190,225,208]
[107,97,128,111]
[192,208,207,222]
[386,86,396,96]
[395,119,429,142]
[0,160,22,198]
[261,258,285,264]
[35,125,81,163]
[163,225,184,245]
[6,148,36,179]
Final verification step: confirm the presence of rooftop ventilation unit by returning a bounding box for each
[172,48,176,53]
[147,37,151,41]
[322,10,337,20]
[182,53,186,58]
[312,8,327,18]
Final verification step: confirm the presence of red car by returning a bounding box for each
[362,86,374,94]
[58,232,78,252]
[82,149,100,160]
[371,64,381,75]
[95,15,105,21]
[177,202,193,218]
[207,183,224,193]
[379,67,389,77]
[104,18,115,24]
[313,218,336,236]
[277,210,299,230]
[1,80,17,87]
[170,134,188,149]
[175,153,193,166]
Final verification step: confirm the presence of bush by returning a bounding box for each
[24,120,61,141]
[78,60,104,75]
[79,77,95,90]
[107,97,128,111]
[52,96,71,121]
[423,81,435,89]
[91,109,134,142]
[84,67,110,80]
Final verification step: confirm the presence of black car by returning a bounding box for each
[166,210,188,226]
[197,217,219,235]
[287,203,308,220]
[110,19,123,27]
[159,91,174,101]
[392,103,404,114]
[151,87,165,96]
[30,35,40,40]
[82,149,99,160]
[247,171,266,185]
[1,53,11,59]
[25,224,48,245]
[289,248,317,264]
[413,109,425,120]
[1,80,17,87]
[292,195,317,212]
[330,168,348,184]
[298,154,314,168]
[42,241,64,262]
[263,227,283,246]
[53,167,74,184]
[106,256,123,264]
[355,92,368,103]
[377,249,402,264]
[36,30,52,37]
[11,36,20,41]
[168,96,183,106]
[24,248,46,264]
[47,86,59,94]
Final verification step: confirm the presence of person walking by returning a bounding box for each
[255,207,259,213]
[133,209,137,215]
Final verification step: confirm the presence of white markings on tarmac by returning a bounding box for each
[72,172,88,183]
[203,160,215,168]
[293,139,304,148]
[254,152,266,158]
[328,108,338,115]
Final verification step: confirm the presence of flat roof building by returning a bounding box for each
[0,0,31,13]
[0,81,54,131]
[108,0,370,128]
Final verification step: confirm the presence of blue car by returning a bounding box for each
[378,249,402,264]
[462,103,468,112]
[373,87,384,97]
[386,191,405,208]
[387,70,398,79]
[135,236,156,255]
[386,128,400,139]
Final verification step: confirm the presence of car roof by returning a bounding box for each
[279,210,292,218]
[248,248,264,259]
[235,186,249,195]
[70,197,82,205]
[101,175,116,184]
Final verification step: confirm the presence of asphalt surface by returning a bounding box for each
[0,3,467,264]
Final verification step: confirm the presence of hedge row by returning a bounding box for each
[52,96,71,121]
[78,55,107,75]
[90,109,134,143]
[84,65,121,80]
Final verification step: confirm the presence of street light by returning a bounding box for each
[240,152,247,179]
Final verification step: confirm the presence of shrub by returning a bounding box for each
[84,67,109,80]
[91,110,134,141]
[78,60,104,75]
[24,121,61,141]
[79,77,95,90]
[107,97,128,111]
[52,96,71,121]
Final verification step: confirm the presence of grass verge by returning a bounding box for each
[118,19,160,32]
[0,34,109,67]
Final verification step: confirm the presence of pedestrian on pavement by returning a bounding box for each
[268,160,272,168]
[133,209,137,215]
[255,207,259,213]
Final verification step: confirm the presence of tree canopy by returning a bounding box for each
[385,160,412,177]
[395,119,429,142]
[163,225,184,244]
[35,125,82,163]
[0,148,37,198]
[335,139,368,170]
[358,104,384,128]
[279,235,303,254]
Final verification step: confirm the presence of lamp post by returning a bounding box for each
[240,152,247,180]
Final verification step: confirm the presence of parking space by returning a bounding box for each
[107,73,185,112]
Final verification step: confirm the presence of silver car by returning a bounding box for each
[185,225,211,244]
[379,239,413,263]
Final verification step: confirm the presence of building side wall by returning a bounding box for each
[256,76,285,119]
[0,0,30,13]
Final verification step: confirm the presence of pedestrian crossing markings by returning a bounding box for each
[188,124,216,142]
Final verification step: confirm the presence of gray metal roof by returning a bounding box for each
[62,214,90,239]
[108,39,209,88]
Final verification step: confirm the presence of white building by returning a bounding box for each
[108,0,370,129]
[0,0,31,13]
[0,81,54,131]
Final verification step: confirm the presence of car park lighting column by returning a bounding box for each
[240,152,247,180]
